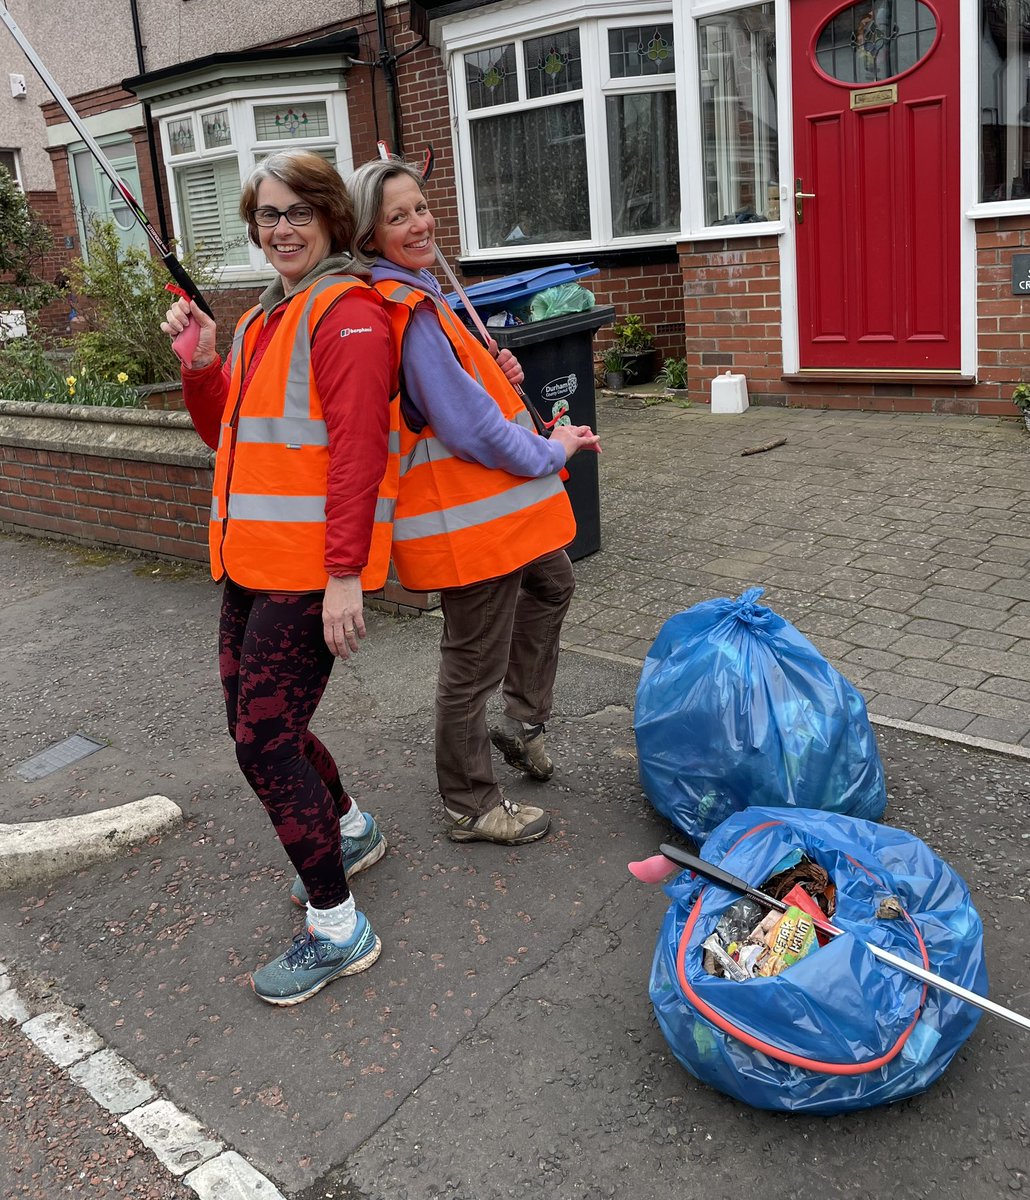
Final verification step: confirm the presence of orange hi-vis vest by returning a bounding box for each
[210,274,410,593]
[373,279,576,592]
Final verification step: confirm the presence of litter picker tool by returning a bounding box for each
[632,843,1030,1034]
[1,4,212,325]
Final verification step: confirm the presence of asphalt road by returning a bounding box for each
[0,537,1027,1199]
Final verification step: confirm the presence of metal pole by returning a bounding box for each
[0,4,212,316]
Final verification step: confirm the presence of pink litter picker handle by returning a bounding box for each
[166,284,203,367]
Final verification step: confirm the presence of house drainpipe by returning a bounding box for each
[374,0,403,156]
[128,0,170,243]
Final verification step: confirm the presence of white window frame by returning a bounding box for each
[151,80,352,284]
[441,1,680,259]
[678,0,785,240]
[0,148,23,189]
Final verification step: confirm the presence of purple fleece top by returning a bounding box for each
[370,259,565,478]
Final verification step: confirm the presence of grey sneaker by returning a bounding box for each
[489,717,554,781]
[290,813,386,907]
[445,796,550,845]
[250,913,381,1006]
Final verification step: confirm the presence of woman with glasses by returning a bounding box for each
[160,151,397,1006]
[346,156,600,848]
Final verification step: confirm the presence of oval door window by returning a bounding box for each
[815,2,938,85]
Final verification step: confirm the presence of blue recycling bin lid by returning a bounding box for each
[445,263,598,314]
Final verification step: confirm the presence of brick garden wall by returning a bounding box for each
[679,219,1030,418]
[0,401,436,614]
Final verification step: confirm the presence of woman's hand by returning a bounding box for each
[160,297,217,370]
[488,338,524,388]
[322,574,366,659]
[549,423,602,462]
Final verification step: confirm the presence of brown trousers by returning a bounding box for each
[435,549,575,818]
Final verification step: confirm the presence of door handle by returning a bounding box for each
[794,178,816,224]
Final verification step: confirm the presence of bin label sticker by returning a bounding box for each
[542,373,578,404]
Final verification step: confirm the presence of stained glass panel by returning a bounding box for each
[525,30,582,99]
[465,44,518,110]
[608,25,675,78]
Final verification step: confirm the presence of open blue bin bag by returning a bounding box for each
[650,808,986,1114]
[634,587,887,843]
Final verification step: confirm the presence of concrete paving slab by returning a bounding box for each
[21,1010,104,1066]
[121,1099,223,1177]
[68,1047,158,1114]
[183,1152,287,1200]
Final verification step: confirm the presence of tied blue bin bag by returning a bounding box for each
[634,587,887,843]
[649,808,986,1113]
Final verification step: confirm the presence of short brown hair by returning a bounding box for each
[239,151,354,254]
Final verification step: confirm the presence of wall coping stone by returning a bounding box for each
[0,400,211,469]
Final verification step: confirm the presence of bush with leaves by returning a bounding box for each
[68,218,219,385]
[0,164,58,322]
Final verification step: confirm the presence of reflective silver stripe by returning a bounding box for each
[399,410,534,476]
[392,476,564,542]
[236,416,328,446]
[228,307,262,373]
[401,436,454,474]
[375,496,396,522]
[211,496,220,521]
[388,429,400,454]
[282,279,337,420]
[226,494,327,522]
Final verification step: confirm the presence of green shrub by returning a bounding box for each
[68,218,218,386]
[0,165,57,320]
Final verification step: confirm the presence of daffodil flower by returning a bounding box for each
[116,372,129,384]
[65,375,76,386]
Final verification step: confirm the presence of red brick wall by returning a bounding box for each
[0,443,211,562]
[680,223,1028,417]
[0,412,435,613]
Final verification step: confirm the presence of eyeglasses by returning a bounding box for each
[250,204,315,228]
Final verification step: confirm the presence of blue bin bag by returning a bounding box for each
[649,808,986,1114]
[634,587,887,843]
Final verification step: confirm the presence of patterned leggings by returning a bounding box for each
[219,579,351,909]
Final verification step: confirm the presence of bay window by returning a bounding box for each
[159,92,346,277]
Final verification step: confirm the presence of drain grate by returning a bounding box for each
[15,734,107,781]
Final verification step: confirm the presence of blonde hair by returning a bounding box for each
[348,159,427,268]
[239,151,354,254]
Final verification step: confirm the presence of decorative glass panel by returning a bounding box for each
[698,5,778,226]
[816,2,937,85]
[608,25,675,78]
[524,30,582,98]
[167,117,195,156]
[980,2,1030,202]
[465,44,518,110]
[202,109,232,149]
[470,102,589,247]
[607,92,680,235]
[253,101,329,141]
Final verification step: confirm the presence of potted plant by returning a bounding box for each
[600,346,630,391]
[611,313,658,384]
[656,356,688,393]
[1013,382,1030,432]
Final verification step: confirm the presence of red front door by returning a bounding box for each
[791,0,960,371]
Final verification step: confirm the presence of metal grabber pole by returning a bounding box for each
[0,4,212,319]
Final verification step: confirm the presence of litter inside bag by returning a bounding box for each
[634,586,887,843]
[650,807,987,1114]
